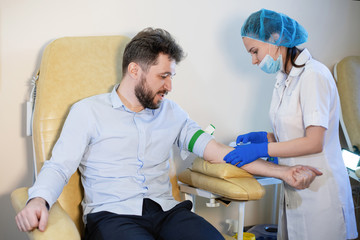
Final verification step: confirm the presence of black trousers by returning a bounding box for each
[84,198,224,240]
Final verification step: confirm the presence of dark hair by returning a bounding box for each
[285,47,305,73]
[122,28,185,74]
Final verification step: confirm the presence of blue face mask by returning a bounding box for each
[259,54,282,74]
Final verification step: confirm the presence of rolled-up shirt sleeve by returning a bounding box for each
[176,117,214,159]
[300,70,331,129]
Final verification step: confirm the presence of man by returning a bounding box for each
[15,28,321,240]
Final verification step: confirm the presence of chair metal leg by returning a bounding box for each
[184,192,196,212]
[237,201,245,240]
[271,184,279,224]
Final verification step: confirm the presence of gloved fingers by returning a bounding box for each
[236,134,249,144]
[234,160,247,168]
[257,131,268,143]
[236,131,268,144]
[224,143,269,168]
[224,152,239,163]
[224,148,236,161]
[224,150,244,165]
[224,152,255,168]
[228,158,242,166]
[225,156,245,168]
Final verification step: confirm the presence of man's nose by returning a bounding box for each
[164,77,172,92]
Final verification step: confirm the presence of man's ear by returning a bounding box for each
[128,62,140,79]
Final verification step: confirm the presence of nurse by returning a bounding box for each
[224,9,358,240]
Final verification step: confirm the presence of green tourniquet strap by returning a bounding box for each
[188,130,205,153]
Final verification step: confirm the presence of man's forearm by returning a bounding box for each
[28,164,67,208]
[203,139,288,179]
[240,158,288,179]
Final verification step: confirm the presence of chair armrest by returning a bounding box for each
[11,187,81,240]
[178,158,265,201]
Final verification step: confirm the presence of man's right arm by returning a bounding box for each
[15,102,93,232]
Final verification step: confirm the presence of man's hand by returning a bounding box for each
[283,165,322,189]
[15,197,49,232]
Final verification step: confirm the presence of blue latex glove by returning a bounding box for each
[224,142,270,168]
[236,131,268,144]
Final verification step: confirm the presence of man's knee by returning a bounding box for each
[160,209,224,240]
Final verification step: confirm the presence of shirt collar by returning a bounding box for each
[111,83,123,109]
[110,83,156,115]
[274,48,311,88]
[288,48,311,77]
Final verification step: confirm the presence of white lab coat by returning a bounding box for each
[269,49,358,240]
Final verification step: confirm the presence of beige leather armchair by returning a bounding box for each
[11,36,264,240]
[11,35,130,239]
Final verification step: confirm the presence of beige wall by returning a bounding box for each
[1,0,359,239]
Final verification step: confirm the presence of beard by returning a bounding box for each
[134,74,167,109]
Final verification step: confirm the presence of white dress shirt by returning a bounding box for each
[28,84,213,223]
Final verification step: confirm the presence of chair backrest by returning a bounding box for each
[334,56,360,152]
[32,36,180,235]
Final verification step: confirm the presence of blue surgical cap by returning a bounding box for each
[241,9,308,48]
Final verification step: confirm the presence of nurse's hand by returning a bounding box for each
[224,142,269,167]
[284,166,322,189]
[236,131,268,144]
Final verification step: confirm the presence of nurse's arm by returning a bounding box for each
[267,132,276,142]
[203,140,322,189]
[268,126,326,158]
